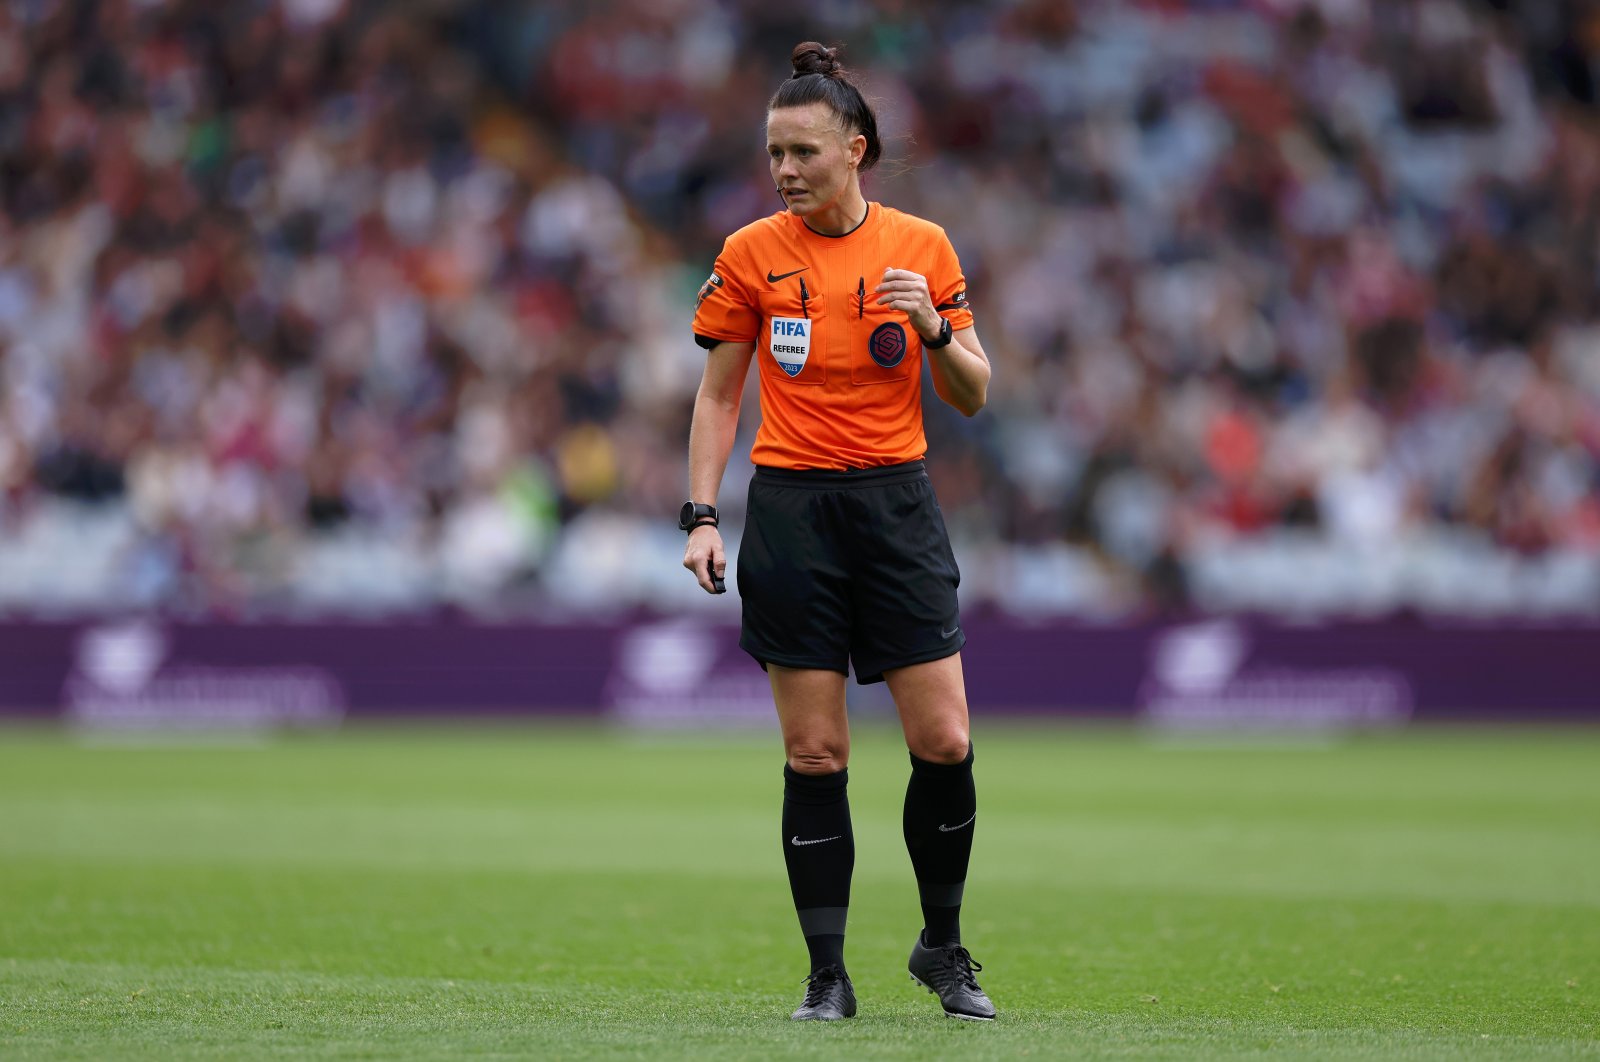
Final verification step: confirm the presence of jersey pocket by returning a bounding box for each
[851,303,918,386]
[758,290,826,386]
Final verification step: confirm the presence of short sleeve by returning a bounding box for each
[929,232,975,331]
[692,240,760,350]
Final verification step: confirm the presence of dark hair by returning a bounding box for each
[768,42,882,173]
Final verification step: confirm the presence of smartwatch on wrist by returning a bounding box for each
[922,315,953,350]
[678,501,719,532]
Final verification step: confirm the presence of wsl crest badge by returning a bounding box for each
[869,322,907,367]
[769,316,812,377]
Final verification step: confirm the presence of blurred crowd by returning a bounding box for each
[1,0,1598,618]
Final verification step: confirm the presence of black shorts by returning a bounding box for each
[737,460,964,684]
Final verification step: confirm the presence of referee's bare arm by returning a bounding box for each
[876,268,990,416]
[928,326,991,417]
[684,339,755,593]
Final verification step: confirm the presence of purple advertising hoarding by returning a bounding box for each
[0,614,1596,726]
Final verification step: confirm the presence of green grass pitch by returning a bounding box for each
[1,721,1597,1060]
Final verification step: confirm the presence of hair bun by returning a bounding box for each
[791,41,842,79]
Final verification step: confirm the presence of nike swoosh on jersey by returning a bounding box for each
[766,267,809,283]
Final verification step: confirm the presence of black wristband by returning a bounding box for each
[922,315,953,350]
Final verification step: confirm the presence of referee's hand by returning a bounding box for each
[876,267,940,342]
[683,525,727,594]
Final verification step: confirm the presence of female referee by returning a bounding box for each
[679,42,995,1022]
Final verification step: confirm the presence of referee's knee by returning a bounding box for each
[786,742,848,775]
[907,729,971,766]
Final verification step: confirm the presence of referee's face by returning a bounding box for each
[767,102,862,219]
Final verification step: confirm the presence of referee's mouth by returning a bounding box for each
[782,188,808,202]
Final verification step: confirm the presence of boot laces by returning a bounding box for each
[942,946,983,989]
[801,965,846,1007]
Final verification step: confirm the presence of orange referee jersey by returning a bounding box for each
[693,204,975,471]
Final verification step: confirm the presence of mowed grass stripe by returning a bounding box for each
[1,723,1597,1060]
[6,786,1593,902]
[3,959,1593,1061]
[2,800,1594,907]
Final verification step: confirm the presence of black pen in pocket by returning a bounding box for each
[857,276,864,318]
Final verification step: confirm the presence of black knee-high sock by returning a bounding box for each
[903,745,976,948]
[782,764,854,973]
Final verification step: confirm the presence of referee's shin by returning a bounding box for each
[782,765,854,973]
[903,745,976,948]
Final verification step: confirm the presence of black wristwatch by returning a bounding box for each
[922,315,953,350]
[678,501,719,532]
